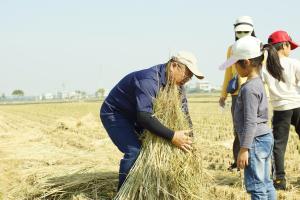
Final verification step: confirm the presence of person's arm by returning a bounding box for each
[293,59,300,82]
[237,88,259,169]
[134,77,192,152]
[137,112,192,152]
[219,47,234,107]
[240,88,259,149]
[221,67,233,98]
[134,77,174,140]
[137,112,174,140]
[179,86,193,130]
[134,76,176,137]
[260,68,270,98]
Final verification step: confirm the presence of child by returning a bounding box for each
[219,16,256,170]
[262,30,300,190]
[219,36,277,200]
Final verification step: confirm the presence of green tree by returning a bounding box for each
[12,89,24,96]
[96,88,105,99]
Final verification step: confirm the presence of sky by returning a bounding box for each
[1,0,300,96]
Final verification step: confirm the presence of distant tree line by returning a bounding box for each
[0,88,107,100]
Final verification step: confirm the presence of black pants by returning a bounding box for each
[231,95,240,164]
[272,107,300,179]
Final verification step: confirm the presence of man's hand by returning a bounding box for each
[219,97,226,108]
[171,130,193,152]
[237,147,249,169]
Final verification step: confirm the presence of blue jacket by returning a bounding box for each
[100,63,192,127]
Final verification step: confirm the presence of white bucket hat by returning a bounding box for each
[234,16,254,32]
[219,36,263,70]
[172,51,204,79]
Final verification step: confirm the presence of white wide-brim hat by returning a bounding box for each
[219,36,263,70]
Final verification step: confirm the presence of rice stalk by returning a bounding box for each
[115,84,209,200]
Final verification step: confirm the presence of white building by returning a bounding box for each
[45,93,55,100]
[195,81,212,92]
[187,80,221,93]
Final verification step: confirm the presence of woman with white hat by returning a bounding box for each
[219,16,257,171]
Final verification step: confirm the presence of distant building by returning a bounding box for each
[187,81,221,93]
[195,81,212,92]
[39,92,62,100]
[45,93,54,100]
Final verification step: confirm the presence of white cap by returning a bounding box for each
[172,51,204,79]
[234,16,254,32]
[219,36,263,70]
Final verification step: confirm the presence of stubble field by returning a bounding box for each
[0,96,299,199]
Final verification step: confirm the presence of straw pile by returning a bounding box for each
[115,84,208,200]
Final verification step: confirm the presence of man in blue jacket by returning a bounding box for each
[100,51,204,189]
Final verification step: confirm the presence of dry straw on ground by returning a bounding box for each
[1,97,299,199]
[115,84,209,200]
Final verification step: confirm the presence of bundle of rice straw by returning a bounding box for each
[115,84,207,200]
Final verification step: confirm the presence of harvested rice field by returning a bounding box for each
[0,96,299,200]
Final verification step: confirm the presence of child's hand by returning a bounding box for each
[219,97,226,108]
[237,148,249,169]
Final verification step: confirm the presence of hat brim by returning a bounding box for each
[234,24,253,32]
[176,60,205,79]
[290,40,299,50]
[184,65,204,79]
[219,56,238,71]
[195,74,204,79]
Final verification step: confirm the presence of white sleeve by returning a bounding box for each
[261,66,267,83]
[293,59,300,81]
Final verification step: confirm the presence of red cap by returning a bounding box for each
[268,30,299,50]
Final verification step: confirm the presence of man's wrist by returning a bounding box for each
[240,147,249,152]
